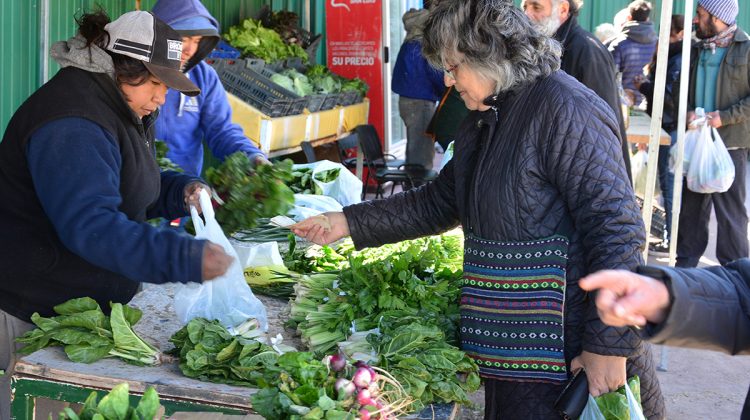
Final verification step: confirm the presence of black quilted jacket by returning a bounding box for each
[345,71,665,417]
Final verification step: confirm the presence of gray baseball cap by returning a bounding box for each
[104,11,200,96]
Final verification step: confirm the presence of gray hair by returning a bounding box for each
[422,0,561,95]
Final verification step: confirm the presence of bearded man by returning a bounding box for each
[523,0,632,178]
[678,0,750,269]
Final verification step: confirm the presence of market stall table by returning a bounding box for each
[10,283,459,419]
[625,112,672,145]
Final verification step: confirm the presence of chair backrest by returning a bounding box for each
[300,141,316,163]
[336,132,358,163]
[354,124,386,166]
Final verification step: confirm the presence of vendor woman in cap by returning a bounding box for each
[152,0,268,177]
[0,10,233,416]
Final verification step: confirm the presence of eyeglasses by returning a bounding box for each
[443,61,462,80]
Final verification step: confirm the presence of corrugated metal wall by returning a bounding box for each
[0,0,326,132]
[3,1,750,133]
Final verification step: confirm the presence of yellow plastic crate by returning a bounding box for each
[228,93,370,155]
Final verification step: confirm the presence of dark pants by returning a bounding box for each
[677,148,749,267]
[658,131,678,240]
[399,96,436,170]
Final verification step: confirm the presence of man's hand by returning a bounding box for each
[254,155,271,166]
[580,269,671,327]
[707,111,723,128]
[202,241,233,281]
[570,351,626,397]
[290,212,350,245]
[184,182,209,213]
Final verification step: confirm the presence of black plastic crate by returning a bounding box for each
[282,57,306,72]
[217,59,300,118]
[338,91,362,106]
[320,93,340,110]
[288,97,309,116]
[306,94,327,112]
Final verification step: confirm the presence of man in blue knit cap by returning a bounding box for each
[152,0,267,177]
[678,0,750,269]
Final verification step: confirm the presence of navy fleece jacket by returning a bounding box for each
[26,117,205,285]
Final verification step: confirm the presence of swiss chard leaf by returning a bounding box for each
[64,343,113,363]
[96,383,130,420]
[53,297,100,315]
[133,387,160,420]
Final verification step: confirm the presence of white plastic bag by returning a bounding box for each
[631,150,648,196]
[289,193,343,221]
[230,240,284,269]
[671,127,701,176]
[173,189,268,331]
[439,141,455,171]
[579,384,645,420]
[293,160,363,206]
[686,124,735,193]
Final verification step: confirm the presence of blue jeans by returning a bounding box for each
[657,130,678,241]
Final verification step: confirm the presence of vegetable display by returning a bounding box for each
[205,153,296,235]
[16,298,160,366]
[285,233,479,410]
[225,18,308,63]
[55,382,161,420]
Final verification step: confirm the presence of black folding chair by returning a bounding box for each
[300,141,317,163]
[354,124,437,199]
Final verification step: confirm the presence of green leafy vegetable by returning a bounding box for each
[595,375,643,420]
[205,153,296,235]
[55,382,162,420]
[225,18,308,63]
[16,298,160,366]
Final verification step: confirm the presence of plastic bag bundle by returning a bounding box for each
[174,190,268,331]
[580,382,645,420]
[292,160,363,206]
[685,123,735,194]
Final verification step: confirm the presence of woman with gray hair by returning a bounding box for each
[292,1,665,418]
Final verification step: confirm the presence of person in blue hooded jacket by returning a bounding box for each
[392,6,446,171]
[152,0,267,177]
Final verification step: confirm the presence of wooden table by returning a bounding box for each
[625,113,672,145]
[10,283,455,419]
[10,284,288,419]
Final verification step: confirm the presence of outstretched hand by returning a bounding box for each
[290,212,350,245]
[579,269,670,327]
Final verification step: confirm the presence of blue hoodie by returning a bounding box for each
[153,0,264,176]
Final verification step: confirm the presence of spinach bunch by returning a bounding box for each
[367,322,480,412]
[206,153,296,235]
[16,298,160,366]
[169,317,280,387]
[56,382,161,420]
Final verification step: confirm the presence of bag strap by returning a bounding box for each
[190,189,214,234]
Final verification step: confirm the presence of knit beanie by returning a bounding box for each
[698,0,739,25]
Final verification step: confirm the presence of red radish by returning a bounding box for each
[335,378,356,398]
[357,389,375,406]
[330,353,347,372]
[359,408,371,420]
[353,367,373,388]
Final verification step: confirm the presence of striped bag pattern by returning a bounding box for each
[460,234,568,383]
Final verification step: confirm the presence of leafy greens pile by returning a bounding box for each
[55,382,161,420]
[205,153,296,235]
[16,297,160,366]
[285,232,479,410]
[225,19,308,63]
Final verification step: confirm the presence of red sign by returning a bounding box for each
[326,0,384,141]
